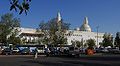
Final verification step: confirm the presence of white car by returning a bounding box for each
[68,47,80,56]
[37,47,45,54]
[12,48,20,54]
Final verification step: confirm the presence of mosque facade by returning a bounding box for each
[64,16,104,47]
[17,12,105,47]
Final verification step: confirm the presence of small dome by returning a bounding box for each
[76,27,80,31]
[80,17,91,32]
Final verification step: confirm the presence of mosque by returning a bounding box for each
[17,12,105,47]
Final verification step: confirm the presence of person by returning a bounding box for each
[34,48,38,59]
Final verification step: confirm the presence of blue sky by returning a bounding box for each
[0,0,120,35]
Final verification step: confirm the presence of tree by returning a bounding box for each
[0,13,20,45]
[9,0,31,15]
[7,28,21,45]
[39,18,70,46]
[114,32,120,48]
[21,37,27,44]
[102,33,113,47]
[71,40,83,47]
[86,39,95,49]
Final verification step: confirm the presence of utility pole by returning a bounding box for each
[96,26,99,48]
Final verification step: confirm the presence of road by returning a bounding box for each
[0,55,120,66]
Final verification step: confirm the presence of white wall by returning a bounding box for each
[65,30,104,47]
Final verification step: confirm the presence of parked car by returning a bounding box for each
[19,48,30,55]
[96,48,109,53]
[44,48,51,56]
[79,48,86,54]
[68,47,80,57]
[108,48,120,54]
[12,47,20,54]
[2,48,12,55]
[37,47,45,54]
[49,47,60,55]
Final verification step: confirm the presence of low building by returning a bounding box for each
[18,28,43,44]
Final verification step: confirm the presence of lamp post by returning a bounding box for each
[81,38,84,52]
[96,26,99,48]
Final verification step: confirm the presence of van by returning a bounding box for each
[68,47,80,57]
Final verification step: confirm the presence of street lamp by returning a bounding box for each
[96,26,99,48]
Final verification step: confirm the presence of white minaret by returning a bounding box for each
[56,12,62,32]
[57,12,62,22]
[84,17,88,24]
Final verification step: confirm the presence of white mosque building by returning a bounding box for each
[65,17,104,47]
[17,12,105,47]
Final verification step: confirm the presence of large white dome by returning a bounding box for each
[80,17,91,32]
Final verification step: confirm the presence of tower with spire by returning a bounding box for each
[56,12,62,22]
[56,12,62,32]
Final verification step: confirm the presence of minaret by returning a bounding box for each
[56,12,62,31]
[57,12,62,22]
[84,17,88,24]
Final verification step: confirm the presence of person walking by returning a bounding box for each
[34,48,38,59]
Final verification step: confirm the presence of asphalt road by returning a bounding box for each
[0,55,120,66]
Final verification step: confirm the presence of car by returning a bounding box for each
[49,47,59,55]
[37,47,45,54]
[79,48,86,54]
[68,47,80,57]
[108,48,120,54]
[12,47,20,54]
[2,48,12,55]
[44,48,50,55]
[95,48,109,53]
[19,48,30,55]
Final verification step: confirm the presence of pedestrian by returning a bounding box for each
[34,48,38,59]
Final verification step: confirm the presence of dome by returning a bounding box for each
[80,24,91,32]
[76,27,80,31]
[80,17,91,32]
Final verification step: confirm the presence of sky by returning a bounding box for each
[0,0,120,36]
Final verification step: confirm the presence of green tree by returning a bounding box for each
[71,40,83,47]
[21,37,27,44]
[7,28,21,45]
[114,32,120,48]
[86,39,95,49]
[76,40,84,48]
[0,13,20,45]
[39,18,70,46]
[102,33,113,47]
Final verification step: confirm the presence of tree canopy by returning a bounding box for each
[114,32,120,48]
[86,39,95,49]
[102,33,113,47]
[39,18,70,46]
[0,13,21,45]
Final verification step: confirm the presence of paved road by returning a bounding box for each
[0,55,120,66]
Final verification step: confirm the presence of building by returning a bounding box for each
[17,12,105,47]
[65,17,104,47]
[56,12,104,47]
[17,28,43,44]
